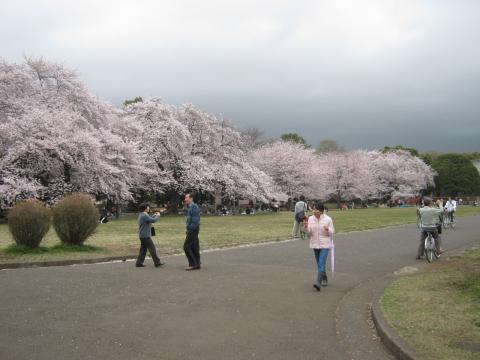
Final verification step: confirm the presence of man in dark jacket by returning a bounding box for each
[184,193,201,271]
[136,203,164,268]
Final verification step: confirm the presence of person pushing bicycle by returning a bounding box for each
[416,197,443,260]
[292,195,308,239]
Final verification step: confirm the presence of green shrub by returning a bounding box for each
[52,193,99,245]
[7,200,51,248]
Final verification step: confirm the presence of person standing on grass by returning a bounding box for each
[136,203,164,268]
[184,193,201,271]
[306,202,334,291]
[292,195,308,239]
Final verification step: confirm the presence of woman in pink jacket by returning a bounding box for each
[305,202,335,291]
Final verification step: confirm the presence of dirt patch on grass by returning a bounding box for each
[381,248,480,360]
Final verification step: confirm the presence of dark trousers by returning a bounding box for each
[136,237,161,266]
[184,229,201,268]
[448,211,455,222]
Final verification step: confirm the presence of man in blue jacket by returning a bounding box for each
[184,193,201,271]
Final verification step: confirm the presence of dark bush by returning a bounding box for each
[52,194,99,245]
[7,200,51,248]
[432,153,480,196]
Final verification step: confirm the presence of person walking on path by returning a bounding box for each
[306,202,335,291]
[184,193,201,271]
[416,197,443,259]
[292,195,308,239]
[136,203,164,268]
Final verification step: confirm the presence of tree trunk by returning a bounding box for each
[168,192,181,214]
[214,188,222,210]
[336,192,341,209]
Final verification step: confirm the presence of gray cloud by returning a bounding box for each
[1,0,479,151]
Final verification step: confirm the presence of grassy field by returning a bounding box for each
[1,206,479,263]
[381,248,480,360]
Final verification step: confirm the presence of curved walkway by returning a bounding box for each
[0,216,478,360]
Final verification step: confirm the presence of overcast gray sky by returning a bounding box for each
[1,0,479,151]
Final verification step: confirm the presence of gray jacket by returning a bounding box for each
[138,212,160,238]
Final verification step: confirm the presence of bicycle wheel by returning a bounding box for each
[425,237,433,263]
[443,216,449,229]
[426,248,433,262]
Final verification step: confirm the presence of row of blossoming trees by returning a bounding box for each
[0,58,435,211]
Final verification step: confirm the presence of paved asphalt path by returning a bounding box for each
[1,216,478,360]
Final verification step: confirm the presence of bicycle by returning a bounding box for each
[449,211,456,228]
[299,222,306,240]
[424,230,440,263]
[442,211,450,228]
[443,211,456,229]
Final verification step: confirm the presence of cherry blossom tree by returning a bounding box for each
[0,57,164,209]
[124,99,283,205]
[316,150,380,206]
[179,104,283,202]
[317,150,435,205]
[1,57,436,211]
[371,150,436,200]
[122,98,210,207]
[251,140,319,200]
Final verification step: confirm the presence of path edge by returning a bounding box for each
[0,238,298,270]
[371,275,419,360]
[0,255,135,270]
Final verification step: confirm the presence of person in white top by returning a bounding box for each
[305,202,335,291]
[444,197,457,223]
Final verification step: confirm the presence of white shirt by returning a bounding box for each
[444,200,457,212]
[294,201,307,214]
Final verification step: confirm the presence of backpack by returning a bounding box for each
[295,202,306,222]
[295,211,305,222]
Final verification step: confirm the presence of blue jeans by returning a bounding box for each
[313,249,329,274]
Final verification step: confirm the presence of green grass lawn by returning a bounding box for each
[1,206,479,263]
[381,248,480,360]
